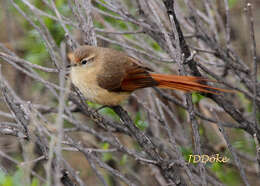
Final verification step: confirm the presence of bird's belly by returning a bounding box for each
[71,69,130,106]
[80,84,130,106]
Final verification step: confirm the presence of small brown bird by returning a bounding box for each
[69,45,224,106]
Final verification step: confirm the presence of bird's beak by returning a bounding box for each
[68,52,74,61]
[67,52,76,68]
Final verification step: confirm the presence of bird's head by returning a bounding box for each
[68,45,96,68]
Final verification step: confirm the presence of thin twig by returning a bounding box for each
[245,1,259,176]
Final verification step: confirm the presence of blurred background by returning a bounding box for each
[0,0,259,186]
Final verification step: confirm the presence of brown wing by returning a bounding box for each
[97,51,157,92]
[120,59,158,91]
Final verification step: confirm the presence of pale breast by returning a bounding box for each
[70,67,130,106]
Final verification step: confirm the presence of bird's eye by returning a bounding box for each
[79,55,95,66]
[81,59,88,65]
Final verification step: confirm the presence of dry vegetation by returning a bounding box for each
[0,0,259,186]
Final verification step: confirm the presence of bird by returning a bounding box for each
[68,45,226,106]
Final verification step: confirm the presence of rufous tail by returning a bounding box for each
[151,73,228,94]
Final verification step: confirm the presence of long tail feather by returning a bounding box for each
[151,73,229,94]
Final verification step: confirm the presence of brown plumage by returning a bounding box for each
[69,45,228,106]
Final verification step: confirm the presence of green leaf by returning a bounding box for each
[100,107,120,121]
[199,125,204,136]
[31,178,39,186]
[180,147,193,161]
[102,143,110,150]
[120,155,128,166]
[134,112,148,130]
[3,176,12,186]
[192,93,204,104]
[151,41,162,51]
[86,101,99,108]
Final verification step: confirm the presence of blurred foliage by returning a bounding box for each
[211,162,240,186]
[11,0,67,67]
[101,143,113,162]
[0,169,39,186]
[228,0,239,7]
[93,0,162,53]
[119,154,128,166]
[180,146,193,162]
